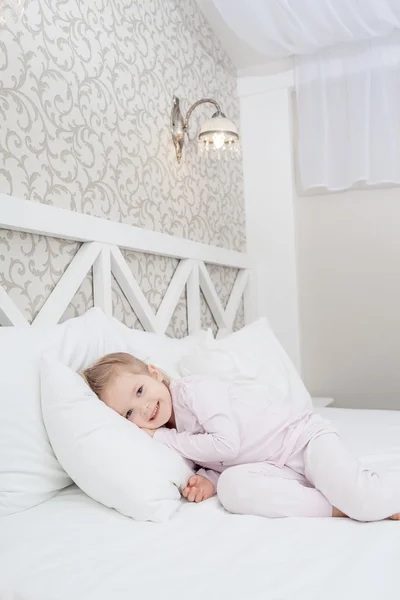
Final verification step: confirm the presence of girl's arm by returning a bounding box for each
[153,378,240,463]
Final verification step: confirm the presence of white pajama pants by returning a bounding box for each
[217,433,400,521]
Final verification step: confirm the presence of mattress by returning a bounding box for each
[2,407,400,600]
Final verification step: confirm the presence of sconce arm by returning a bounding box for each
[184,99,223,130]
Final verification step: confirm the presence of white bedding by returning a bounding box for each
[2,407,400,600]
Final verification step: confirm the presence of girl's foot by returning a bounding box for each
[333,506,400,520]
[332,507,348,518]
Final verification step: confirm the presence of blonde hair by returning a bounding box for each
[82,352,150,399]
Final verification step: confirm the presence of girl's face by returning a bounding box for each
[101,366,172,430]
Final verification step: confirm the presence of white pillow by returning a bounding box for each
[0,304,201,518]
[0,308,129,517]
[110,317,208,379]
[179,318,312,411]
[0,324,69,517]
[41,356,193,522]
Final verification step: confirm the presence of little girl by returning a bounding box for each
[83,352,400,521]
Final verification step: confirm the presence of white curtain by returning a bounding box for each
[296,31,400,192]
[212,0,400,57]
[212,0,400,192]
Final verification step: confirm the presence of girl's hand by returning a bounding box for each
[182,475,214,503]
[141,428,156,437]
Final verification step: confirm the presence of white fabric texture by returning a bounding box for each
[217,462,333,518]
[213,0,400,192]
[2,406,400,600]
[110,316,208,379]
[0,307,201,517]
[295,31,400,192]
[218,430,400,521]
[304,433,400,521]
[212,0,400,57]
[0,308,129,516]
[179,318,312,411]
[41,357,193,522]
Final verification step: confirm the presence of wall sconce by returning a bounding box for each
[171,95,240,163]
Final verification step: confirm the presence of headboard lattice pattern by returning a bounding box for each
[0,196,250,337]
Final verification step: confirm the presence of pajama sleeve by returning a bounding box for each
[154,378,240,463]
[196,468,220,489]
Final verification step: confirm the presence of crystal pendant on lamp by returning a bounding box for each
[198,113,240,159]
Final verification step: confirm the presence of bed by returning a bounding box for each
[1,407,400,600]
[1,196,400,600]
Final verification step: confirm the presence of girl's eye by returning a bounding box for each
[137,386,143,396]
[125,409,133,419]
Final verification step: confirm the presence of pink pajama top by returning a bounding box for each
[153,376,335,488]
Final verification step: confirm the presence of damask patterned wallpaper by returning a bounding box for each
[0,0,245,336]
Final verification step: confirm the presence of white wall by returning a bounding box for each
[297,187,400,410]
[239,69,400,410]
[239,72,301,370]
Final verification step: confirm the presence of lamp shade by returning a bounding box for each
[198,114,240,156]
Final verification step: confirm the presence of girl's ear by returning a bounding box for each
[147,364,163,382]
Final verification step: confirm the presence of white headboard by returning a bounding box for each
[0,194,251,337]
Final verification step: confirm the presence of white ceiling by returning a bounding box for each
[195,0,293,76]
[195,0,268,69]
[195,1,400,77]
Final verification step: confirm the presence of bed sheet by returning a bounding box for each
[1,407,400,600]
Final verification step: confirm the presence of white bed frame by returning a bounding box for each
[0,194,251,336]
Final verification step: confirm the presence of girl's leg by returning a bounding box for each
[217,463,332,518]
[304,433,400,522]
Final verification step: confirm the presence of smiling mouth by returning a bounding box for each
[150,401,160,421]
